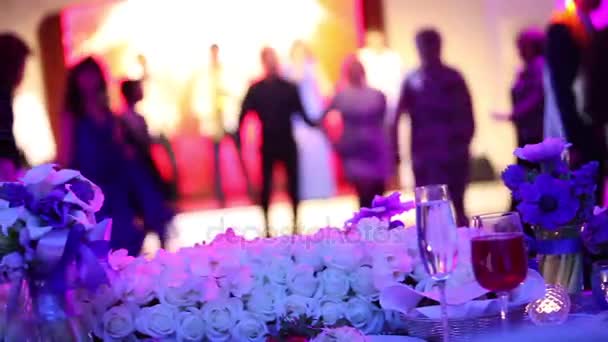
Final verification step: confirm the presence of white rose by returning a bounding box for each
[318,297,345,325]
[265,257,294,286]
[113,260,162,305]
[203,298,243,341]
[102,304,135,339]
[345,298,384,335]
[355,217,389,241]
[322,242,366,272]
[281,294,319,319]
[287,264,320,298]
[135,303,177,338]
[212,251,245,278]
[371,244,413,274]
[370,244,411,291]
[243,242,272,269]
[155,248,184,267]
[131,276,157,305]
[201,276,222,302]
[231,312,268,342]
[292,241,324,271]
[157,275,202,308]
[177,308,206,342]
[320,268,350,299]
[108,249,134,271]
[349,266,378,300]
[312,326,368,342]
[114,272,157,305]
[246,284,286,322]
[217,266,255,298]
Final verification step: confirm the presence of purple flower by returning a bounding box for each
[502,165,527,198]
[517,174,579,229]
[27,189,71,228]
[371,192,414,217]
[347,192,414,226]
[67,178,95,204]
[572,161,599,196]
[514,138,570,164]
[0,183,30,207]
[582,208,608,255]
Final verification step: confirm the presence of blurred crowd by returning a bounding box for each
[0,0,607,255]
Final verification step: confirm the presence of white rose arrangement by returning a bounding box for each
[87,192,500,340]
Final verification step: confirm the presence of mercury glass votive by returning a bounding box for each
[592,260,608,310]
[527,284,570,326]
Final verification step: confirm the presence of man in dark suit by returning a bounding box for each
[0,33,29,181]
[239,47,316,236]
[545,0,605,202]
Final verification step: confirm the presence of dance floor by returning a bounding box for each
[142,181,510,255]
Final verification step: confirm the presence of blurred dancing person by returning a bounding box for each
[494,29,545,157]
[325,56,389,208]
[121,79,175,199]
[66,57,171,255]
[544,0,605,186]
[120,79,175,248]
[239,47,316,236]
[192,44,253,205]
[66,58,143,255]
[395,29,475,227]
[0,33,29,181]
[587,26,608,204]
[358,30,406,186]
[284,40,335,200]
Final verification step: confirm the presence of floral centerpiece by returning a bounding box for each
[83,192,542,341]
[502,138,599,293]
[0,164,111,340]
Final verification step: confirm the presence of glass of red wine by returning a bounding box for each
[471,212,528,324]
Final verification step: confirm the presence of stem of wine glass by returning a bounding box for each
[498,291,509,326]
[438,279,450,342]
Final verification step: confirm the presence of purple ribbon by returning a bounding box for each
[35,219,112,292]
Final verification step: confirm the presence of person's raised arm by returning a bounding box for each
[510,61,544,123]
[290,84,317,127]
[238,86,256,130]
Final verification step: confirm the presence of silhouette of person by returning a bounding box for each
[325,56,390,208]
[0,33,29,181]
[395,29,475,227]
[238,47,316,236]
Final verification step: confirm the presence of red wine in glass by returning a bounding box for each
[471,233,528,292]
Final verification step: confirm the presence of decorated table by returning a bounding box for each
[0,138,606,342]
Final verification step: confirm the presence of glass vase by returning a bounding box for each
[591,260,608,309]
[535,225,584,294]
[4,277,90,341]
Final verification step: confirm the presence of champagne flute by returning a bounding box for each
[415,184,458,342]
[471,212,528,324]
